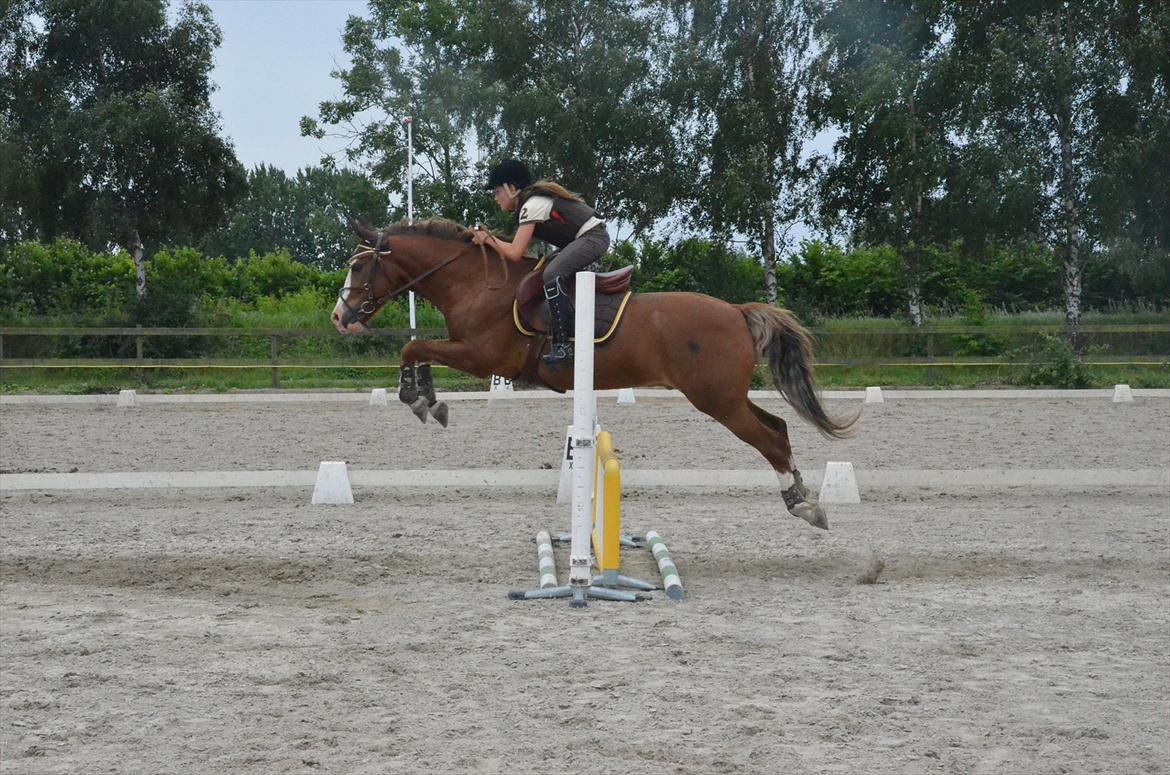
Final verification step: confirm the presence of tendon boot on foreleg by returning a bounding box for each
[417,364,449,427]
[780,469,829,530]
[399,364,425,423]
[542,277,575,369]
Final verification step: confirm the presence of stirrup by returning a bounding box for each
[542,342,574,365]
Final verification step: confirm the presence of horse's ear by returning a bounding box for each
[348,217,380,246]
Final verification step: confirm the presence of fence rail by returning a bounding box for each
[2,324,1167,388]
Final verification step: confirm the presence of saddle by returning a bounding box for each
[513,262,634,342]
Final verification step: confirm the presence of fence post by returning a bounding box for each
[135,325,144,386]
[270,333,281,389]
[926,329,936,385]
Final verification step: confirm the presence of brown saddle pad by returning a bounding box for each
[514,265,634,341]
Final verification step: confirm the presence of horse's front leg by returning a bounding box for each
[399,339,480,428]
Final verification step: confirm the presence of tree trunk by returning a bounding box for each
[131,230,146,300]
[1058,103,1081,328]
[762,211,778,306]
[907,278,924,327]
[1053,8,1082,328]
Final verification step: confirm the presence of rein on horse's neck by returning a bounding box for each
[389,235,516,317]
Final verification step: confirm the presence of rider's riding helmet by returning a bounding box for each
[485,159,532,191]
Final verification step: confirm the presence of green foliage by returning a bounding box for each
[1013,335,1092,389]
[233,250,320,301]
[631,238,764,303]
[0,239,136,322]
[970,243,1062,310]
[948,290,1009,356]
[777,241,904,318]
[667,0,816,301]
[138,248,232,327]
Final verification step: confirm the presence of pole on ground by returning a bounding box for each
[646,530,684,601]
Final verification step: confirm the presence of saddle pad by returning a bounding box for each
[513,290,633,343]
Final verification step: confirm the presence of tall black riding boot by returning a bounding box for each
[542,278,575,368]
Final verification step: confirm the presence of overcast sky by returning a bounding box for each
[203,0,366,175]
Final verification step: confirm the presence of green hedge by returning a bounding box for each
[3,236,1166,331]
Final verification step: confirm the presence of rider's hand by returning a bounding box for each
[471,229,490,246]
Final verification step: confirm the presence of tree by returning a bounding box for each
[1084,1,1170,306]
[810,0,955,325]
[1,0,245,261]
[665,0,817,306]
[302,2,490,228]
[201,165,390,269]
[947,0,1134,326]
[463,1,682,234]
[304,1,682,237]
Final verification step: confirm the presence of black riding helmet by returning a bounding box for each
[485,159,532,190]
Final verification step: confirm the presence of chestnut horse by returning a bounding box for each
[331,218,856,529]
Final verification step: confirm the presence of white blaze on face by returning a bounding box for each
[331,267,361,334]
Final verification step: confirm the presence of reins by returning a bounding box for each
[482,242,508,290]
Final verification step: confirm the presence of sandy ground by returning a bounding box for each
[1,395,1168,774]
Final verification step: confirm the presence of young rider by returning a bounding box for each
[471,159,608,367]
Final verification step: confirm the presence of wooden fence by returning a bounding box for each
[1,324,1167,388]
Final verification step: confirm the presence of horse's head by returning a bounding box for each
[332,219,403,334]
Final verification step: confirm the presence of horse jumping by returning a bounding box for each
[331,218,857,529]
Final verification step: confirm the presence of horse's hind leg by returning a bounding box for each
[745,401,827,529]
[698,396,829,530]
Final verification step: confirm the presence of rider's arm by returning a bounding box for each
[477,222,535,263]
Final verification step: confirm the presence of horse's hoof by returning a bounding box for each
[788,500,829,531]
[410,398,429,423]
[429,401,449,428]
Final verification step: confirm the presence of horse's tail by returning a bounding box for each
[738,303,858,439]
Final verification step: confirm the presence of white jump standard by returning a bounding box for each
[509,271,677,607]
[510,272,645,605]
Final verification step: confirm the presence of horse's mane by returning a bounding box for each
[384,218,473,242]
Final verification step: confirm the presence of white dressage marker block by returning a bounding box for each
[369,388,389,406]
[312,461,354,505]
[865,386,884,404]
[116,389,137,408]
[820,461,861,504]
[1113,384,1134,403]
[617,388,636,405]
[488,374,514,403]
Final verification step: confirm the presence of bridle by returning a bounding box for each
[338,243,397,318]
[338,234,508,323]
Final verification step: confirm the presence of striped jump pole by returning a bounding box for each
[645,530,684,601]
[536,530,557,589]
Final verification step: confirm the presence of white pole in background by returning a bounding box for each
[404,116,417,339]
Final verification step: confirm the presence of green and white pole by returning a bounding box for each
[646,530,684,601]
[536,531,557,589]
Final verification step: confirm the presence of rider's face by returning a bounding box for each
[493,184,517,212]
